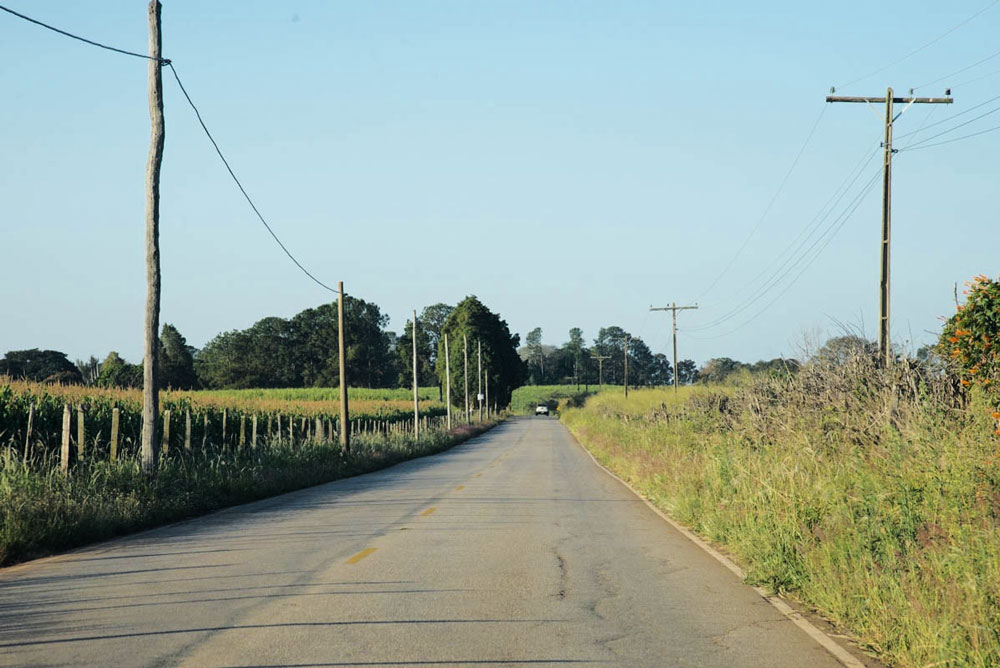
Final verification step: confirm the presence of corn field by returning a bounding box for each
[0,378,449,468]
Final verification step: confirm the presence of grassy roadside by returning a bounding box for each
[0,421,500,567]
[560,367,1000,667]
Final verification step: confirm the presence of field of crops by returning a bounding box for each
[509,384,613,414]
[0,379,447,466]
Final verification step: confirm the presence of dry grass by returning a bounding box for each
[562,355,1000,667]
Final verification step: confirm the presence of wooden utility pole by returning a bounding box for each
[338,281,350,452]
[412,309,420,441]
[624,336,630,398]
[477,340,483,422]
[650,303,699,394]
[464,334,470,424]
[141,0,165,475]
[826,88,952,365]
[592,354,610,391]
[444,332,452,430]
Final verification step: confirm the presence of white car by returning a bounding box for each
[535,405,549,415]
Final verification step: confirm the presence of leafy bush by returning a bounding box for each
[941,273,1000,428]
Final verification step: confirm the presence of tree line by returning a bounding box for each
[519,326,698,387]
[0,295,527,408]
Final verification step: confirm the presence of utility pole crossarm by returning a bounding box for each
[826,95,953,104]
[828,87,954,365]
[650,303,698,395]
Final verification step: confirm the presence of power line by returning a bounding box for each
[0,3,164,62]
[899,101,1000,149]
[836,0,1000,90]
[895,92,1000,139]
[911,46,1000,91]
[696,104,827,301]
[166,63,338,294]
[688,140,881,332]
[0,3,339,295]
[689,166,881,334]
[901,120,1000,151]
[685,170,882,341]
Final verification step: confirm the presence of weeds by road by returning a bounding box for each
[562,359,1000,667]
[0,421,499,567]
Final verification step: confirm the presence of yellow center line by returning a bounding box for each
[421,507,437,516]
[345,548,377,564]
[455,485,464,491]
[474,473,482,478]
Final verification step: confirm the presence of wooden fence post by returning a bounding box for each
[252,414,258,449]
[222,409,228,446]
[110,407,120,462]
[77,404,85,459]
[60,404,71,474]
[288,415,294,447]
[203,412,209,448]
[315,417,322,442]
[185,409,192,451]
[239,414,246,449]
[162,409,171,455]
[24,402,34,460]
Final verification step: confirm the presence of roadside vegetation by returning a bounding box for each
[510,385,607,414]
[0,418,501,566]
[562,330,999,667]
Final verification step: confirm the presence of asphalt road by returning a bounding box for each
[0,417,848,667]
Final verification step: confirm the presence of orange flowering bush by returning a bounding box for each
[940,274,1000,420]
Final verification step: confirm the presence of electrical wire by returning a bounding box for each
[911,46,1000,91]
[166,64,338,294]
[688,165,881,334]
[687,139,881,332]
[0,3,339,295]
[0,3,163,62]
[696,104,827,301]
[899,101,1000,149]
[685,169,882,341]
[901,120,1000,151]
[836,0,1000,90]
[894,92,1000,139]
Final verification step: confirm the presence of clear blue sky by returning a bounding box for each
[1,1,997,366]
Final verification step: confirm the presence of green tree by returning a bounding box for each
[525,327,545,383]
[159,324,199,389]
[697,357,748,384]
[75,356,102,386]
[397,315,435,388]
[437,296,526,410]
[97,351,143,388]
[676,359,698,384]
[0,349,82,384]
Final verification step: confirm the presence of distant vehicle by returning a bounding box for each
[535,405,549,415]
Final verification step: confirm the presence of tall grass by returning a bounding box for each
[562,357,999,667]
[0,420,499,566]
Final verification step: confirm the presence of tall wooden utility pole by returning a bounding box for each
[412,310,420,441]
[623,336,630,398]
[477,340,483,422]
[463,334,470,424]
[444,332,452,430]
[592,354,610,391]
[650,303,698,394]
[141,0,165,475]
[827,87,952,366]
[338,281,350,452]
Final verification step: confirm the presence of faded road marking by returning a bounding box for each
[455,485,465,491]
[422,507,437,516]
[346,548,377,564]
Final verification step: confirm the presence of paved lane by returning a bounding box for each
[0,417,846,667]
